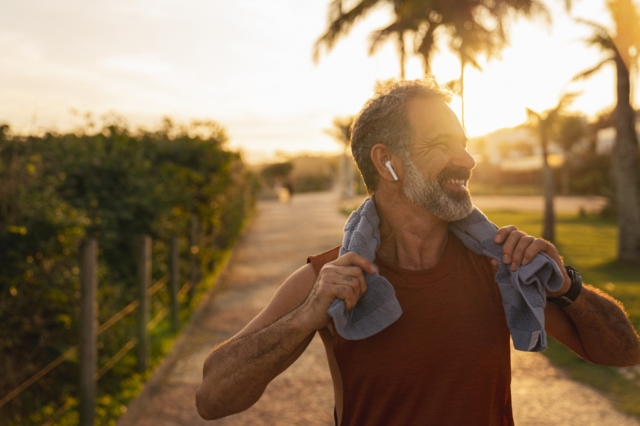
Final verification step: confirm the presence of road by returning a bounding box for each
[117,191,637,426]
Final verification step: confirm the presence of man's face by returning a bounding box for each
[400,97,476,221]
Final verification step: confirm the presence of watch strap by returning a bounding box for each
[546,265,582,308]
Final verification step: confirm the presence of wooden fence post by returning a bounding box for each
[79,238,97,426]
[136,235,151,371]
[208,223,216,273]
[170,236,180,332]
[189,213,200,300]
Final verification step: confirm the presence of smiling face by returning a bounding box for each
[400,97,476,221]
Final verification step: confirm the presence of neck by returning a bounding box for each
[373,185,449,270]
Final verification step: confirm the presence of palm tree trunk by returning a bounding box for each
[613,54,640,263]
[541,135,555,242]
[398,35,406,80]
[561,150,571,195]
[460,55,466,129]
[346,155,354,198]
[340,148,348,199]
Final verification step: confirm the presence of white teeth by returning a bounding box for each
[446,179,465,186]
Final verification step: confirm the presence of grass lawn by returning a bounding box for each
[486,210,640,419]
[469,183,542,196]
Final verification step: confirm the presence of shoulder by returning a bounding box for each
[307,245,341,277]
[237,263,317,337]
[260,245,341,319]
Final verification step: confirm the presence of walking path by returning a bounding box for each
[117,191,638,426]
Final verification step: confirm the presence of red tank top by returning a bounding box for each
[308,233,513,426]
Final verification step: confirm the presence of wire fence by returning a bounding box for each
[1,226,208,426]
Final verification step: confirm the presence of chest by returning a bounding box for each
[333,258,510,381]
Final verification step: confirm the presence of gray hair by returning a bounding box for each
[350,77,452,193]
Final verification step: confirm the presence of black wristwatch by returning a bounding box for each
[546,265,583,308]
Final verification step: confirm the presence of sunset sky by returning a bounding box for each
[0,0,637,163]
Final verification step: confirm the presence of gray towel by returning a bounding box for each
[328,199,403,340]
[449,208,564,351]
[329,197,565,352]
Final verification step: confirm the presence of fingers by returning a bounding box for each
[316,274,361,311]
[521,239,551,266]
[534,243,571,291]
[496,225,568,276]
[494,225,517,244]
[333,252,377,274]
[490,259,499,274]
[496,226,553,271]
[330,252,374,300]
[334,284,359,311]
[318,255,371,311]
[500,228,527,268]
[509,235,535,270]
[332,266,367,298]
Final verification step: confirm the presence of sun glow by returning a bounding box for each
[0,0,637,162]
[415,0,629,138]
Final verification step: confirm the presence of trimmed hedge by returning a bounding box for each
[0,119,258,425]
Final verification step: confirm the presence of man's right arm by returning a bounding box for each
[195,252,375,420]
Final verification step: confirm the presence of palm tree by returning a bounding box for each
[526,93,577,242]
[367,2,418,80]
[325,116,356,198]
[444,1,551,127]
[574,0,640,263]
[557,115,587,195]
[314,0,549,126]
[314,0,419,80]
[447,21,502,128]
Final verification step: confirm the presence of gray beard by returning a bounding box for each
[401,157,473,222]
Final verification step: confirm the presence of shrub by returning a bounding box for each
[0,118,257,425]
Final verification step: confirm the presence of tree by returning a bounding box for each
[526,93,577,242]
[367,3,416,80]
[448,22,500,128]
[557,115,587,195]
[586,109,614,153]
[313,0,415,80]
[444,1,550,127]
[260,162,294,187]
[0,118,255,425]
[325,115,356,198]
[314,0,549,126]
[574,0,640,263]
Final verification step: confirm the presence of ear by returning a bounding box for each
[371,144,402,183]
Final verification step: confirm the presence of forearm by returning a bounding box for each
[563,284,640,366]
[196,307,314,420]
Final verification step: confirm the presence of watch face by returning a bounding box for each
[565,266,580,283]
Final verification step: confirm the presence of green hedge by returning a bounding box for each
[0,119,258,425]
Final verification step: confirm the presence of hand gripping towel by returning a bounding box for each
[448,207,564,351]
[327,199,403,340]
[330,197,565,352]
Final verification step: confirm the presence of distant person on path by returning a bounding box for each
[284,177,294,201]
[196,79,640,425]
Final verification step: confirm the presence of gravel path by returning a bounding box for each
[117,191,638,426]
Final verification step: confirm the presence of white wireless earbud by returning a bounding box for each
[385,160,399,181]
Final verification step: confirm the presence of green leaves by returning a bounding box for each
[0,119,256,425]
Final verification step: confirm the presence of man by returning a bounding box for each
[196,79,640,425]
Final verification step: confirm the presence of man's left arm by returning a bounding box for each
[545,284,640,366]
[494,226,640,367]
